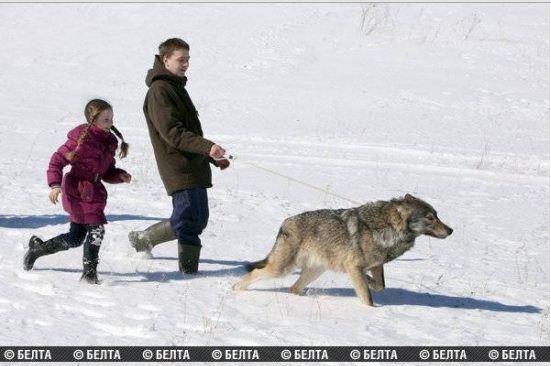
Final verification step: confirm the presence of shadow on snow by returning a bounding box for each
[34,258,249,284]
[250,286,541,313]
[0,214,165,228]
[33,259,540,314]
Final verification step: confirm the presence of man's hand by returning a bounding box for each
[120,173,132,183]
[49,187,61,205]
[216,159,230,170]
[209,144,226,159]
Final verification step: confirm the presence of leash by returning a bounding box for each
[217,155,362,206]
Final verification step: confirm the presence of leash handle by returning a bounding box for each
[213,154,235,161]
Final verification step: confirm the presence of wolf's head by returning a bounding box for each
[397,193,453,239]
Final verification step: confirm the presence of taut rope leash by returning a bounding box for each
[219,154,362,206]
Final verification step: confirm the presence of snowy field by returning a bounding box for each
[0,1,548,361]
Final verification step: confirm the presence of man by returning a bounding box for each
[129,38,230,273]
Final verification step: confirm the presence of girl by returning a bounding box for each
[23,99,132,284]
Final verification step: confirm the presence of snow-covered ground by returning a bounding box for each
[0,1,548,356]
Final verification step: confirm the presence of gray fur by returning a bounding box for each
[233,193,453,306]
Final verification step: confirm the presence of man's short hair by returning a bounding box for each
[159,38,190,59]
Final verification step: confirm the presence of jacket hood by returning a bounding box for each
[145,55,188,87]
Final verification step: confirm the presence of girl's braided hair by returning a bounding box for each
[64,99,129,161]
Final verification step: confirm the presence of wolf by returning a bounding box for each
[233,194,453,306]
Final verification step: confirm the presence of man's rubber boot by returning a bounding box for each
[128,220,176,253]
[178,242,202,274]
[23,235,67,271]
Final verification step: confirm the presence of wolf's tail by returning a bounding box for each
[245,226,290,272]
[245,258,268,272]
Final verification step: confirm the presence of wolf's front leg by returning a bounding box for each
[367,265,385,292]
[346,265,374,306]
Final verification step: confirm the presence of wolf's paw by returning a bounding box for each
[232,282,246,291]
[361,300,375,307]
[368,283,385,292]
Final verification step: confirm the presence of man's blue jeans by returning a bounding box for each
[170,188,209,246]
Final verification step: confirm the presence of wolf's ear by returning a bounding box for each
[405,193,415,201]
[395,204,409,218]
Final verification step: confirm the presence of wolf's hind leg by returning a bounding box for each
[233,268,271,290]
[367,265,385,292]
[233,259,290,291]
[234,228,298,291]
[289,267,325,295]
[347,265,374,306]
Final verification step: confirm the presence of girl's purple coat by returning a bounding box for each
[47,124,128,225]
